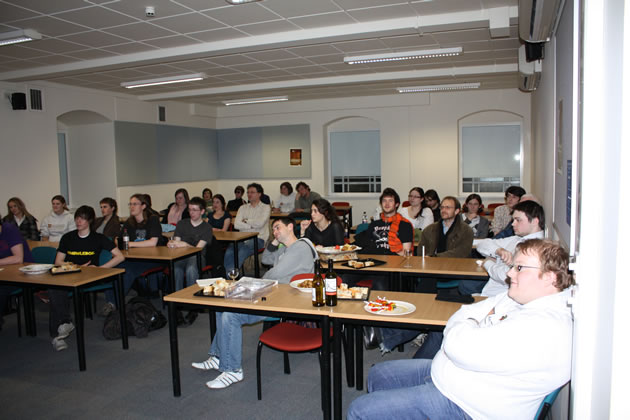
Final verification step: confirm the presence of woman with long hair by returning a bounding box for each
[461,193,490,239]
[424,189,441,222]
[163,188,190,225]
[93,197,121,239]
[300,198,345,246]
[398,187,434,230]
[209,194,231,232]
[272,182,296,213]
[3,197,40,240]
[40,195,75,242]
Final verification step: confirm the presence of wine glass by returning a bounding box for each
[227,268,240,281]
[403,248,413,268]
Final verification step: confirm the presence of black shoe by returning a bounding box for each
[363,326,380,350]
[176,310,186,327]
[185,311,198,326]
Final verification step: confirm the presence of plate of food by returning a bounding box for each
[290,278,314,293]
[193,278,232,298]
[51,262,81,275]
[315,244,361,255]
[337,283,370,300]
[364,297,416,316]
[19,264,54,275]
[342,258,387,269]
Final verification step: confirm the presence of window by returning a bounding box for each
[329,130,381,194]
[459,123,521,194]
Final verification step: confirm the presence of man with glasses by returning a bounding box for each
[459,200,545,296]
[348,239,574,420]
[419,196,473,258]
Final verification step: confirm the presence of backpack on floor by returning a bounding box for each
[102,297,167,340]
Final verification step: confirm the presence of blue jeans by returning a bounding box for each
[347,359,471,420]
[223,238,264,272]
[207,312,266,372]
[105,260,163,304]
[174,255,199,290]
[413,332,444,359]
[457,279,487,295]
[379,327,419,352]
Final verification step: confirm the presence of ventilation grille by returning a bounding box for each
[30,89,42,110]
[158,106,166,122]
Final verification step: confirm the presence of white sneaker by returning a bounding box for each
[206,370,243,389]
[412,333,428,347]
[99,302,116,317]
[52,337,68,351]
[192,356,220,371]
[57,322,75,339]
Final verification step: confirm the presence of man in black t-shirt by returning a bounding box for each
[50,206,124,351]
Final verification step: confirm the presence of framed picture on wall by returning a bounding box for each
[290,148,302,166]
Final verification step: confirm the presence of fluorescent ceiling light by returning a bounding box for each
[121,73,206,89]
[396,82,481,93]
[223,96,288,106]
[344,47,462,65]
[0,29,42,46]
[225,0,262,4]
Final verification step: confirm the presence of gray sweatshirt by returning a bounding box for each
[262,238,317,283]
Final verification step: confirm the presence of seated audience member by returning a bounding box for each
[142,194,161,218]
[226,185,246,213]
[272,182,296,213]
[3,197,40,241]
[93,197,121,240]
[490,186,526,235]
[293,181,322,212]
[259,185,272,206]
[461,194,489,239]
[492,193,540,240]
[398,187,434,240]
[424,189,441,222]
[163,188,190,225]
[347,239,574,420]
[419,196,474,258]
[101,194,163,316]
[459,200,546,296]
[50,205,124,351]
[0,213,34,330]
[202,188,213,209]
[224,183,270,272]
[208,194,231,231]
[40,195,75,242]
[192,217,317,389]
[169,197,214,326]
[300,198,345,247]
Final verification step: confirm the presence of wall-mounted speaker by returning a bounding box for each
[11,92,27,110]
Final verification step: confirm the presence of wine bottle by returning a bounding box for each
[122,228,130,251]
[325,258,337,307]
[312,260,324,307]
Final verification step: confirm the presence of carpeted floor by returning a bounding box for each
[0,296,418,420]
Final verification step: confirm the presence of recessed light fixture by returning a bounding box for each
[396,82,481,93]
[121,73,206,89]
[0,29,42,47]
[225,0,263,4]
[222,96,288,106]
[344,47,463,65]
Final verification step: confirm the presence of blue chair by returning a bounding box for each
[83,250,115,319]
[355,223,369,234]
[31,246,57,264]
[535,386,563,420]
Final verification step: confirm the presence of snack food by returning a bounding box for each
[365,297,397,312]
[51,263,80,273]
[298,280,313,288]
[202,279,230,296]
[337,283,369,299]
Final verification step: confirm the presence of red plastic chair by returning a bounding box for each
[486,203,503,216]
[331,201,350,218]
[402,200,411,208]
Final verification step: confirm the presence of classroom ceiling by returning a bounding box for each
[0,0,523,106]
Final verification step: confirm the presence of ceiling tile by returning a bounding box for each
[332,38,389,53]
[208,54,256,66]
[151,12,225,33]
[462,40,491,52]
[243,49,298,62]
[187,27,247,42]
[305,53,346,65]
[347,4,418,22]
[104,0,192,19]
[261,0,342,18]
[248,68,294,78]
[410,0,482,15]
[65,48,119,60]
[24,37,86,54]
[335,0,408,10]
[60,30,130,48]
[103,22,177,40]
[203,3,281,26]
[289,12,356,29]
[490,37,520,50]
[0,44,49,59]
[431,28,492,44]
[380,34,437,49]
[237,19,299,36]
[135,64,186,75]
[0,3,40,23]
[217,73,261,83]
[169,0,229,12]
[103,68,153,79]
[170,59,220,71]
[268,57,316,69]
[286,65,329,76]
[142,35,202,48]
[102,42,159,54]
[30,54,80,65]
[286,44,342,57]
[7,15,88,37]
[54,6,138,29]
[8,0,88,14]
[230,62,276,72]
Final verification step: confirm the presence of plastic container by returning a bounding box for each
[225,277,277,301]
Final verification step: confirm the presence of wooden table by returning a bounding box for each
[163,284,333,419]
[122,247,202,294]
[213,231,261,277]
[0,264,127,371]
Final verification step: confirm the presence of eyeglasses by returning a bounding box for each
[509,264,541,272]
[128,202,141,207]
[408,195,421,199]
[439,205,454,210]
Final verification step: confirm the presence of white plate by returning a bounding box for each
[19,264,54,275]
[363,300,416,316]
[315,245,361,255]
[290,279,313,293]
[196,278,225,288]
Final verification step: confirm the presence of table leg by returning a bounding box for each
[116,273,129,350]
[322,316,331,420]
[233,241,239,271]
[332,318,341,420]
[209,310,216,340]
[168,260,175,294]
[167,301,181,397]
[253,238,260,277]
[72,287,86,371]
[344,324,355,387]
[196,251,202,275]
[348,208,353,228]
[355,327,363,391]
[23,286,35,336]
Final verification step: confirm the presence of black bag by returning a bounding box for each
[102,297,167,340]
